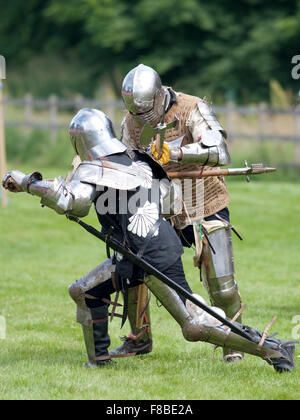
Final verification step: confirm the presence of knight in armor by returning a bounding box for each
[112,64,244,362]
[2,108,296,372]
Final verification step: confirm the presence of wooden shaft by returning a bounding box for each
[167,169,230,179]
[0,79,7,207]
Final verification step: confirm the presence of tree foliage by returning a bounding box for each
[1,0,299,102]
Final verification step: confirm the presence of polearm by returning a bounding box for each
[167,162,276,180]
[67,215,252,341]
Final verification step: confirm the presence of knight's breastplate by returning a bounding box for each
[126,93,230,228]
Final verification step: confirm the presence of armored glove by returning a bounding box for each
[151,142,172,165]
[2,170,42,193]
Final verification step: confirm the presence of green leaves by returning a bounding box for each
[2,0,300,102]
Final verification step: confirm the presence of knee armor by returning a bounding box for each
[201,226,242,321]
[68,258,115,325]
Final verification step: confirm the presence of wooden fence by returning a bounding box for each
[1,94,300,206]
[3,95,300,144]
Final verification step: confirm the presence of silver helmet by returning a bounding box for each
[121,64,170,126]
[69,108,126,161]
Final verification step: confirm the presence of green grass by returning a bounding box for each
[0,170,300,400]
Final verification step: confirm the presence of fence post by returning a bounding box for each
[258,102,268,141]
[225,101,236,141]
[103,81,116,123]
[75,94,83,112]
[49,94,58,144]
[294,105,300,164]
[24,93,33,136]
[0,79,7,206]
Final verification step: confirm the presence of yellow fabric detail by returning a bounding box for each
[151,142,170,165]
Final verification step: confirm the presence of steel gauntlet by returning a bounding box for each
[2,170,43,193]
[169,130,231,167]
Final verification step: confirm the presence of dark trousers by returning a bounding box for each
[85,257,192,309]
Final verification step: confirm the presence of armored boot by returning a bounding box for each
[200,225,243,362]
[68,259,116,367]
[109,285,152,357]
[82,306,113,367]
[143,274,296,373]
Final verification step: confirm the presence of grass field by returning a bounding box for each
[0,168,299,400]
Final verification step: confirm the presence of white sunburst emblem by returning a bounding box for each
[131,161,153,189]
[127,201,159,238]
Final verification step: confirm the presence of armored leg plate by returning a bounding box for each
[109,285,153,357]
[68,258,115,326]
[201,227,241,316]
[68,259,115,365]
[143,275,295,372]
[200,225,243,361]
[81,305,111,366]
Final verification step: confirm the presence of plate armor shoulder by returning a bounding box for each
[74,160,151,191]
[197,100,226,137]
